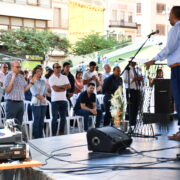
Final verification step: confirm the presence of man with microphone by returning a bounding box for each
[145,6,180,141]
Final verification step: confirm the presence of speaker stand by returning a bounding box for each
[130,88,158,139]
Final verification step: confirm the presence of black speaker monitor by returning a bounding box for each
[86,127,132,153]
[154,79,174,113]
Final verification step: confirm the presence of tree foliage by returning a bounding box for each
[72,33,119,55]
[0,28,70,58]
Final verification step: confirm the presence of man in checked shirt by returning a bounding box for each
[4,61,37,125]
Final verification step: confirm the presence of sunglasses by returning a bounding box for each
[54,66,61,69]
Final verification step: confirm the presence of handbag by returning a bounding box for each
[31,96,38,105]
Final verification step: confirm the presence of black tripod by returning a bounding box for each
[120,32,157,137]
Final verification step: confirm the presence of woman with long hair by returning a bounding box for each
[30,66,48,138]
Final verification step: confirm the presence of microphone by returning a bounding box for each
[148,30,159,37]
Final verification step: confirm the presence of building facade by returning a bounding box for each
[136,0,180,41]
[0,0,53,30]
[68,0,105,44]
[104,0,137,42]
[48,0,69,38]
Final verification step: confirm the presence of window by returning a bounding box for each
[157,3,166,14]
[24,19,35,28]
[120,11,125,23]
[128,12,133,23]
[156,24,165,35]
[11,17,23,27]
[137,3,141,14]
[112,10,117,21]
[53,8,61,28]
[137,24,141,35]
[36,20,46,28]
[0,16,9,25]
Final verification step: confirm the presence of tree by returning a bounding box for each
[0,28,70,58]
[72,33,119,55]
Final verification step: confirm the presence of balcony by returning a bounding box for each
[109,20,137,29]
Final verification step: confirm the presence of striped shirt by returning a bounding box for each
[4,72,27,101]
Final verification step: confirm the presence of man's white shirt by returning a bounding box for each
[49,73,70,102]
[83,70,98,91]
[123,66,138,90]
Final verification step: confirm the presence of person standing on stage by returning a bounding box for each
[123,62,143,127]
[145,6,180,141]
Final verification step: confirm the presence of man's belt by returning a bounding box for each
[170,63,180,68]
[6,100,23,103]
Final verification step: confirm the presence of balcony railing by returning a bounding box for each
[0,0,51,8]
[109,20,137,29]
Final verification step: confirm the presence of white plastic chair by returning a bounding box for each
[0,102,6,127]
[43,100,52,137]
[70,96,85,133]
[57,100,84,135]
[89,115,96,128]
[22,101,34,140]
[97,94,104,105]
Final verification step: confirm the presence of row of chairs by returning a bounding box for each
[0,94,105,140]
[23,100,86,140]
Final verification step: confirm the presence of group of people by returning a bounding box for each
[0,6,179,141]
[0,60,142,139]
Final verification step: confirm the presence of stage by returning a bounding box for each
[1,120,180,180]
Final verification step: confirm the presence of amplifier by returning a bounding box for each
[0,142,29,162]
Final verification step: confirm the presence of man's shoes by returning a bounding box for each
[168,131,180,141]
[59,132,65,135]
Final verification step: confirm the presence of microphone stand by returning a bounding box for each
[120,33,154,136]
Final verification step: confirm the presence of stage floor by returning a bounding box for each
[29,120,180,180]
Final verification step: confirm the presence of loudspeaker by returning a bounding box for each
[143,113,171,124]
[154,79,174,113]
[86,127,132,153]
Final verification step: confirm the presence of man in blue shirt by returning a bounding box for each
[145,6,180,141]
